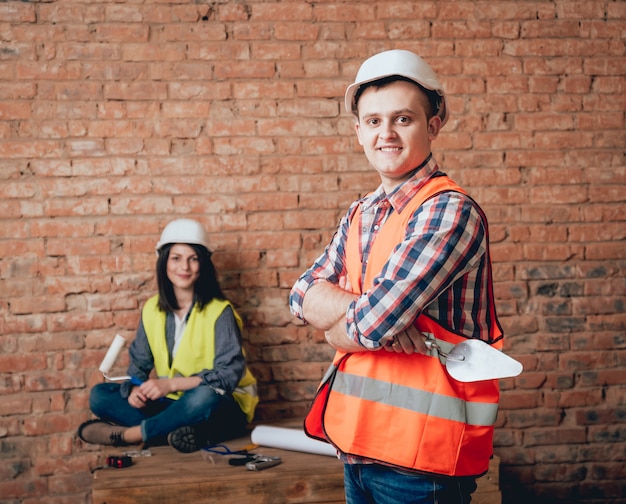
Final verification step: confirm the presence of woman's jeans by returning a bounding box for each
[89,382,247,445]
[344,463,477,504]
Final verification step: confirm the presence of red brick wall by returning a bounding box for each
[0,1,624,502]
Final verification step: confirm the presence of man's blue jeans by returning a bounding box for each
[89,382,247,444]
[344,463,477,504]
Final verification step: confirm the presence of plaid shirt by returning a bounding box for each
[289,155,497,349]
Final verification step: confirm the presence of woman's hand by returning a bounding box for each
[138,378,172,401]
[128,379,169,408]
[128,385,147,409]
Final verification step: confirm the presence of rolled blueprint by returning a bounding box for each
[250,425,337,457]
[98,334,130,381]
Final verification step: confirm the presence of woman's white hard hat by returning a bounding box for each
[156,218,210,252]
[344,49,448,127]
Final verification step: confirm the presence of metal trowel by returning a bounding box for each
[426,339,523,383]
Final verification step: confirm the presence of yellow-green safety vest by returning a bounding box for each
[142,295,258,423]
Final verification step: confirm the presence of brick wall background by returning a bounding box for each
[0,1,624,503]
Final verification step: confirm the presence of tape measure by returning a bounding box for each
[106,455,133,468]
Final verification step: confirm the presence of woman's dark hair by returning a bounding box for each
[156,243,225,313]
[353,75,441,120]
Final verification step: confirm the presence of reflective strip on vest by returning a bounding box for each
[235,383,258,397]
[333,370,498,426]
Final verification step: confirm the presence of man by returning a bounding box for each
[289,49,504,504]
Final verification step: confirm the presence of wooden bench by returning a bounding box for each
[92,425,500,504]
[92,431,345,504]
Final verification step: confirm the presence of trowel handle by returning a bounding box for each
[424,339,446,356]
[424,340,464,362]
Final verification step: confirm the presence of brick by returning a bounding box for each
[590,462,626,481]
[578,369,626,388]
[521,20,582,38]
[588,425,626,444]
[586,242,626,260]
[560,350,621,370]
[378,1,437,19]
[499,391,540,409]
[576,408,626,426]
[524,427,588,446]
[0,479,49,500]
[432,21,492,39]
[233,22,273,41]
[571,331,626,351]
[0,395,33,416]
[387,21,431,40]
[544,316,586,333]
[271,362,328,381]
[0,3,36,23]
[580,480,624,503]
[515,372,548,390]
[545,389,604,409]
[534,463,588,484]
[497,446,535,466]
[556,2,606,19]
[545,371,576,390]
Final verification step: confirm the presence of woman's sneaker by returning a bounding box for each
[167,425,206,453]
[77,419,131,447]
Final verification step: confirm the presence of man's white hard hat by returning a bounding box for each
[156,218,210,252]
[344,49,448,126]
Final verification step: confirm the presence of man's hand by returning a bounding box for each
[384,324,429,355]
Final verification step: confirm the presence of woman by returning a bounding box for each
[78,218,258,453]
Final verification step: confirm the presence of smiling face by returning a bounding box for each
[355,79,442,193]
[166,243,200,294]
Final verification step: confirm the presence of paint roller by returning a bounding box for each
[99,334,131,382]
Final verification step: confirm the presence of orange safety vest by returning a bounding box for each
[304,175,503,477]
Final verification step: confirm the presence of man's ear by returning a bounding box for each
[355,120,364,146]
[428,116,442,140]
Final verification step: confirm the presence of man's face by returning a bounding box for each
[355,80,441,192]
